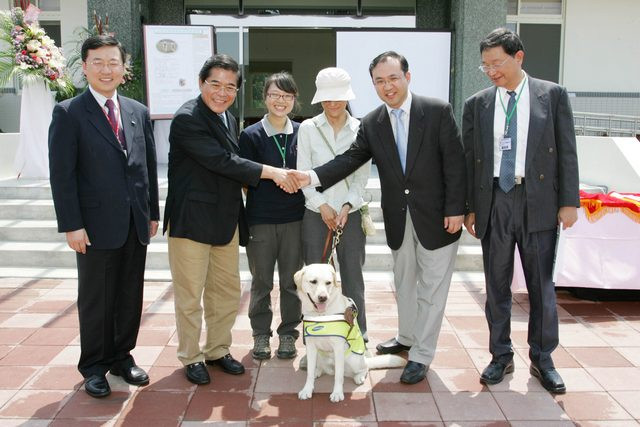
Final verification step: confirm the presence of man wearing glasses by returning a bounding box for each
[164,54,299,385]
[462,28,579,393]
[49,35,159,398]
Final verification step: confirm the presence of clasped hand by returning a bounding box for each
[267,167,311,193]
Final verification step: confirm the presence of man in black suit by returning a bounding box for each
[49,35,159,398]
[164,54,298,385]
[463,28,579,393]
[294,51,466,384]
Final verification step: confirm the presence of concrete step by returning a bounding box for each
[0,241,484,271]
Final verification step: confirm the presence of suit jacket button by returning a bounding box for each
[549,147,554,153]
[539,174,545,180]
[404,189,409,194]
[480,185,484,190]
[476,158,481,163]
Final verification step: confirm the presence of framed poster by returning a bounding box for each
[143,25,214,119]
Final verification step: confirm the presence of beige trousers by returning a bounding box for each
[168,228,241,366]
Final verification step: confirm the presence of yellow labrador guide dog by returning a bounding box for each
[294,264,406,402]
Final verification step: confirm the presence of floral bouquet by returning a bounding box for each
[0,3,73,98]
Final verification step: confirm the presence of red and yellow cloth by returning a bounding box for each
[580,190,640,223]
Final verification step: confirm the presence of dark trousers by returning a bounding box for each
[302,209,368,337]
[246,221,303,339]
[76,215,147,377]
[481,183,559,370]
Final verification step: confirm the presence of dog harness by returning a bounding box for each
[302,314,366,355]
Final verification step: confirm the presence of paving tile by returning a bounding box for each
[51,420,117,426]
[194,367,257,393]
[0,297,33,312]
[554,368,604,392]
[492,391,569,421]
[0,345,64,366]
[143,366,198,392]
[432,391,505,421]
[369,369,430,392]
[586,367,640,390]
[609,391,640,418]
[0,345,12,359]
[134,328,174,346]
[0,389,73,419]
[485,368,545,393]
[565,347,633,367]
[0,313,57,328]
[48,345,80,365]
[509,422,575,427]
[249,392,312,423]
[184,391,251,421]
[0,419,52,426]
[431,348,475,369]
[43,314,79,328]
[55,390,133,419]
[20,328,78,346]
[603,302,640,317]
[130,345,163,366]
[426,368,486,392]
[309,368,372,394]
[373,392,440,421]
[0,366,39,389]
[25,366,83,390]
[0,328,36,345]
[153,346,182,367]
[554,392,633,420]
[311,392,375,422]
[119,390,190,422]
[573,421,640,427]
[23,300,75,313]
[559,303,614,317]
[617,347,640,366]
[139,313,177,328]
[436,331,463,348]
[0,390,18,407]
[254,367,307,393]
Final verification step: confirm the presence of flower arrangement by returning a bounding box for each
[0,2,73,98]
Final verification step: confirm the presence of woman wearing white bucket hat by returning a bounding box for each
[297,67,372,340]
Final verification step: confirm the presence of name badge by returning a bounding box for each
[500,137,512,151]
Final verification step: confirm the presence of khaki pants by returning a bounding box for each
[168,229,241,366]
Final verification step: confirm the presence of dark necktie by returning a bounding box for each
[498,90,517,192]
[105,99,126,151]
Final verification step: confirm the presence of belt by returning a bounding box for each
[493,176,524,185]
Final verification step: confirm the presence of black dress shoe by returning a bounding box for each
[205,354,245,375]
[530,365,566,394]
[376,337,411,355]
[110,364,149,386]
[84,374,111,398]
[480,360,514,385]
[400,361,428,384]
[185,362,211,385]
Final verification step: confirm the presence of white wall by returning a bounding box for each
[577,136,640,193]
[0,133,19,179]
[563,0,640,92]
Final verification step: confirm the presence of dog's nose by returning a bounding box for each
[318,295,328,303]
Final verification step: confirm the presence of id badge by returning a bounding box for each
[499,137,512,151]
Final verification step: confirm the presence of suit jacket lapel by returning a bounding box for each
[83,90,126,154]
[118,96,137,162]
[481,88,496,167]
[375,105,405,182]
[405,96,425,177]
[525,78,548,175]
[225,112,239,151]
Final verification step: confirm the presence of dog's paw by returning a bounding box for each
[354,372,367,385]
[298,387,313,400]
[329,391,345,402]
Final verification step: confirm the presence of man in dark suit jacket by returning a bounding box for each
[463,28,579,394]
[164,54,298,386]
[49,35,159,398]
[296,51,466,385]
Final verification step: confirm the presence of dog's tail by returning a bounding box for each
[365,354,407,370]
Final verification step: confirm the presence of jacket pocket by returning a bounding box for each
[187,191,217,204]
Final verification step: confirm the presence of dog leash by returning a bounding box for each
[320,227,343,267]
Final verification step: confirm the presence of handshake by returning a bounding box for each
[263,166,312,193]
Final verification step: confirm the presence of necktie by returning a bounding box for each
[391,109,407,173]
[498,90,517,193]
[218,113,228,129]
[105,99,126,151]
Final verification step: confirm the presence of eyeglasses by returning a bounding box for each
[373,75,403,87]
[88,60,124,70]
[478,57,510,73]
[203,80,239,95]
[266,92,295,102]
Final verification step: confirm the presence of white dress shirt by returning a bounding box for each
[297,111,371,212]
[89,85,122,129]
[493,71,530,178]
[385,92,412,144]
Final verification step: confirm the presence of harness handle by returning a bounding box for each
[321,226,343,267]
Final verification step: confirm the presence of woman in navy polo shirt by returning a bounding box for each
[239,72,305,361]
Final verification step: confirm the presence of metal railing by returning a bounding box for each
[573,111,640,137]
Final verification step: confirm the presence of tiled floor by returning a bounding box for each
[0,277,639,426]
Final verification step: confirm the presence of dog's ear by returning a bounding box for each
[293,267,305,289]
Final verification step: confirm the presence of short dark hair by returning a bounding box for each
[81,35,126,63]
[369,51,409,77]
[199,54,242,88]
[480,28,524,56]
